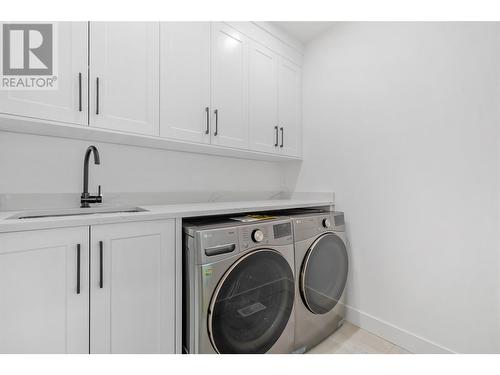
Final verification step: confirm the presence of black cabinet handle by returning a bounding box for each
[274,126,279,147]
[214,109,218,136]
[96,77,100,115]
[99,241,103,288]
[76,244,81,294]
[205,107,210,134]
[78,73,82,112]
[280,127,284,148]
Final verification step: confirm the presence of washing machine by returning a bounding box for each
[289,210,348,353]
[183,216,296,354]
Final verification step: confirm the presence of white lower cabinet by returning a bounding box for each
[0,227,89,353]
[90,220,176,354]
[0,219,176,354]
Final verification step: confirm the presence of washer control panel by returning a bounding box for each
[273,221,292,239]
[239,219,293,250]
[185,216,293,264]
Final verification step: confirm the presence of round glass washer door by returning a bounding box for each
[300,232,348,315]
[208,249,294,354]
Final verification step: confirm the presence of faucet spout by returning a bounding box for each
[87,145,100,165]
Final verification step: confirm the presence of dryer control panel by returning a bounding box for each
[293,211,345,242]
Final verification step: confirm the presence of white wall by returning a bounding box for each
[0,131,286,208]
[286,22,500,353]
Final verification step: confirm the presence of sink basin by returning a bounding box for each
[9,206,148,220]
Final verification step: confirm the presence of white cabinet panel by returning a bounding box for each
[0,22,88,125]
[278,57,301,157]
[160,22,211,143]
[90,22,159,136]
[90,220,176,354]
[210,22,249,149]
[0,227,89,353]
[249,41,279,154]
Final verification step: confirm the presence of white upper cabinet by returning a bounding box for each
[278,56,301,157]
[248,41,279,154]
[210,22,249,149]
[0,22,302,160]
[160,22,211,143]
[0,227,89,353]
[90,22,159,136]
[90,220,176,354]
[0,22,88,125]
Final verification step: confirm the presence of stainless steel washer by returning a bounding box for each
[289,210,348,353]
[183,216,296,354]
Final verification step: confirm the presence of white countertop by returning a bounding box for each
[0,199,334,233]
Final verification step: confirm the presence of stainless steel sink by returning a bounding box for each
[9,207,148,220]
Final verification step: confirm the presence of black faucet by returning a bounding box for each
[81,145,103,208]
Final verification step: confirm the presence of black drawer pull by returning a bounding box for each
[99,241,103,288]
[78,73,82,112]
[214,109,219,136]
[96,77,100,115]
[205,107,210,134]
[76,244,81,294]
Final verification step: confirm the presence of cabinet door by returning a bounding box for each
[278,57,301,157]
[160,22,211,143]
[249,41,279,154]
[210,22,249,149]
[0,22,88,125]
[90,22,159,136]
[90,220,176,354]
[0,227,89,353]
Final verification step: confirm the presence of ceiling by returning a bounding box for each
[270,21,335,44]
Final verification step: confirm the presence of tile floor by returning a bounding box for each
[308,322,410,354]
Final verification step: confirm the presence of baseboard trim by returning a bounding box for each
[345,305,456,354]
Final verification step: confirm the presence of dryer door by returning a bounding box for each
[300,233,348,314]
[208,249,294,354]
